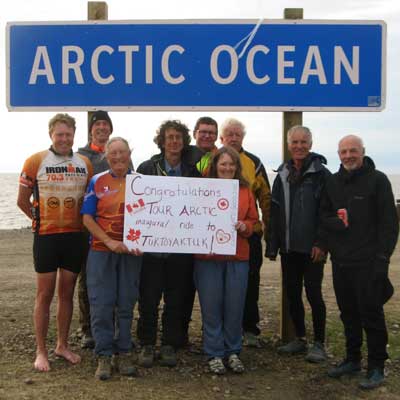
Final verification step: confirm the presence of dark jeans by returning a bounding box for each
[332,263,389,369]
[281,252,326,342]
[181,274,196,346]
[242,233,263,335]
[137,253,193,349]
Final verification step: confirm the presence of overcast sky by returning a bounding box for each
[1,0,399,173]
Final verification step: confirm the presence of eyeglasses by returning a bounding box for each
[197,130,217,136]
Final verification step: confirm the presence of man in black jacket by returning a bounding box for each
[266,125,330,363]
[319,135,398,390]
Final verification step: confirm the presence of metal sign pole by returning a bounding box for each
[279,8,303,343]
[87,2,108,142]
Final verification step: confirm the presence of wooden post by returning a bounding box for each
[280,8,304,343]
[87,2,108,142]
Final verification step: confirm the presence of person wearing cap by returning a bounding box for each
[78,111,114,174]
[77,110,114,349]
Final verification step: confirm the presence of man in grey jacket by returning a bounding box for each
[266,125,331,363]
[77,110,113,348]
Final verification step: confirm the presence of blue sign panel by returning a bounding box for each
[6,20,386,111]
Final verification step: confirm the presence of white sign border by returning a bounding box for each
[6,19,386,112]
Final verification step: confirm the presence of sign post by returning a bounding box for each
[87,1,108,142]
[280,7,303,344]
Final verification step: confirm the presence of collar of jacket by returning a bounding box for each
[49,146,73,157]
[338,155,375,182]
[278,152,326,177]
[90,142,105,153]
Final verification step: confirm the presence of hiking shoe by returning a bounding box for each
[138,345,155,368]
[277,338,307,355]
[227,354,245,374]
[114,353,138,377]
[328,359,361,378]
[95,355,112,380]
[305,341,328,363]
[159,345,177,367]
[208,357,226,375]
[81,333,95,349]
[243,332,262,348]
[359,368,384,390]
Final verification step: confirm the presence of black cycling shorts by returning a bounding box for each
[33,232,86,274]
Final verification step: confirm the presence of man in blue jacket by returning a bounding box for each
[266,125,330,363]
[319,135,398,390]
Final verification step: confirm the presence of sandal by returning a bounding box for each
[208,357,226,375]
[227,354,245,373]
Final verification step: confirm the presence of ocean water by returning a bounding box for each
[1,172,400,230]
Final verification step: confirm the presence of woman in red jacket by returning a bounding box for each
[194,146,258,375]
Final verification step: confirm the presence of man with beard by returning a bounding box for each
[320,135,398,389]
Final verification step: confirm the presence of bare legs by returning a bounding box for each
[34,272,56,371]
[34,269,80,371]
[54,269,81,364]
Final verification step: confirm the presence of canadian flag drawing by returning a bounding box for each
[126,198,145,214]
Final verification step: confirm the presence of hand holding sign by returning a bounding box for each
[235,221,247,233]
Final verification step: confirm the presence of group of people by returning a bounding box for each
[17,111,398,390]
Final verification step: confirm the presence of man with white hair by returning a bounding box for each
[319,135,398,389]
[266,125,330,362]
[220,118,271,347]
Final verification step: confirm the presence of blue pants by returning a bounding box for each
[87,250,142,356]
[194,259,249,358]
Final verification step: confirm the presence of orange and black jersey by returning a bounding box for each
[19,148,93,235]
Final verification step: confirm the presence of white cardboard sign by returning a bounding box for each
[123,174,238,254]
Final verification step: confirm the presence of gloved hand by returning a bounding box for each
[373,258,394,304]
[264,247,276,261]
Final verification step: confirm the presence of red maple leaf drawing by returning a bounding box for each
[126,228,141,243]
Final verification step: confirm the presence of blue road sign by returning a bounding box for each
[6,19,386,111]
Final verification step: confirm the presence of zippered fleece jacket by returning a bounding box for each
[317,156,399,267]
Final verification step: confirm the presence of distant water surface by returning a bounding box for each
[1,172,399,230]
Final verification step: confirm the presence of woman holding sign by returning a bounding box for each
[81,137,142,380]
[194,146,258,374]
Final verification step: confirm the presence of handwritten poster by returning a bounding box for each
[123,174,239,254]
